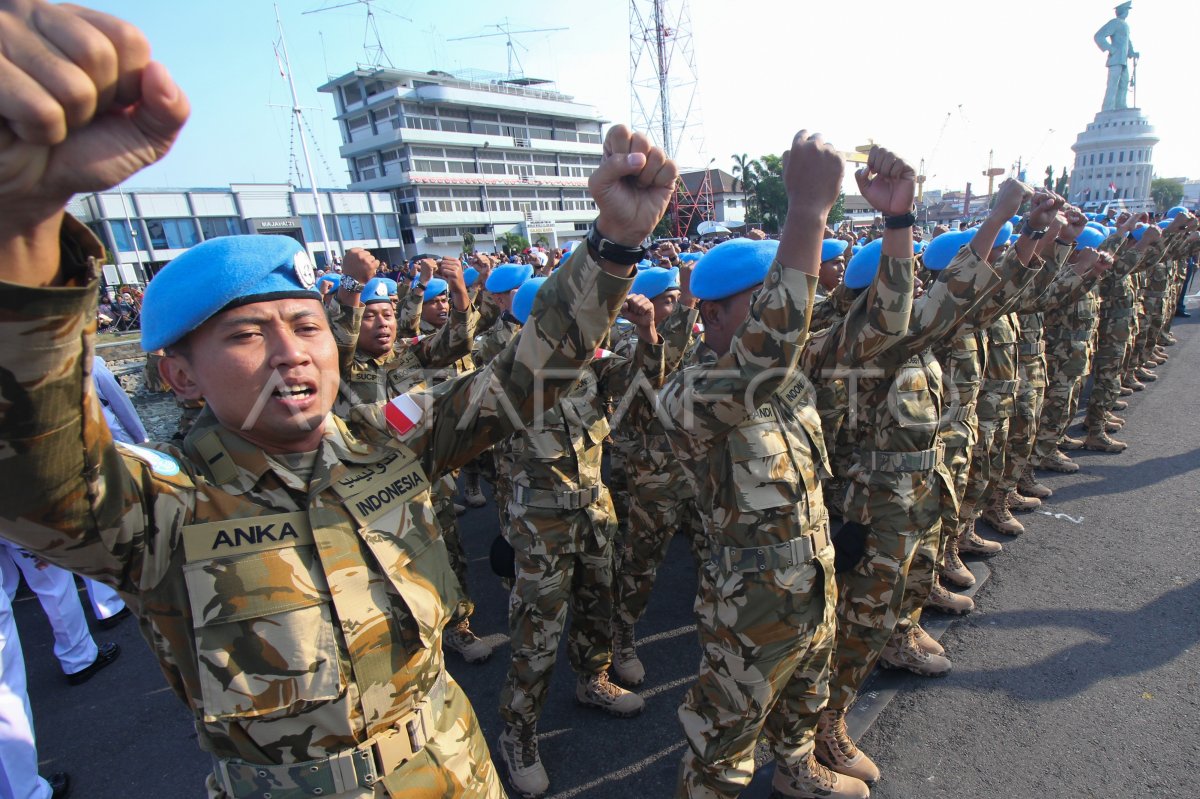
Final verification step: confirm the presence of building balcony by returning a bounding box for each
[339,126,603,160]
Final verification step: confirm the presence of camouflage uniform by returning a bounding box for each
[495,333,665,729]
[806,285,858,517]
[1034,284,1102,465]
[144,350,205,441]
[610,304,705,638]
[0,222,632,799]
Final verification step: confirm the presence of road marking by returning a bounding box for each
[1038,511,1083,524]
[546,740,688,799]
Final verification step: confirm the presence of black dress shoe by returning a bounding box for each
[66,642,121,685]
[96,607,131,630]
[1175,308,1191,318]
[47,771,70,799]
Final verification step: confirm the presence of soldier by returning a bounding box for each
[609,264,703,687]
[494,273,666,798]
[0,5,672,793]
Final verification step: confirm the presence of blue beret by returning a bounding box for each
[988,221,1014,251]
[821,239,849,262]
[512,276,549,325]
[631,266,680,300]
[923,230,973,270]
[843,239,883,289]
[1156,219,1171,229]
[463,266,480,288]
[423,278,449,301]
[1010,215,1022,225]
[362,277,397,303]
[851,245,862,255]
[486,263,534,293]
[1131,223,1149,241]
[1165,206,1187,219]
[691,239,778,301]
[1085,221,1108,235]
[678,252,702,263]
[1075,226,1105,249]
[636,259,655,270]
[857,237,867,245]
[316,273,341,292]
[1008,233,1020,245]
[1085,213,1100,221]
[913,240,927,254]
[141,235,318,351]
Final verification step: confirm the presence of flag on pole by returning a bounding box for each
[273,43,287,78]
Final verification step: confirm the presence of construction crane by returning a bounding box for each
[982,149,1005,201]
[449,20,567,80]
[303,0,411,69]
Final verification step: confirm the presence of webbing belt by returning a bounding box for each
[713,522,831,573]
[981,378,1020,393]
[513,483,602,510]
[215,671,447,798]
[861,439,945,472]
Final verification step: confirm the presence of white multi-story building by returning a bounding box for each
[318,67,606,256]
[1069,108,1159,209]
[67,183,406,286]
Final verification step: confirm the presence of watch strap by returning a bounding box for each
[587,224,649,266]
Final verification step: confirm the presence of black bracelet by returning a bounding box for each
[586,223,649,266]
[884,212,916,230]
[1054,237,1073,247]
[1026,229,1047,241]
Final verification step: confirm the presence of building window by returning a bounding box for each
[342,84,363,106]
[109,221,140,252]
[199,217,242,240]
[338,214,373,240]
[1107,152,1114,164]
[376,214,400,239]
[1118,151,1124,163]
[355,155,378,181]
[145,218,198,250]
[401,228,416,245]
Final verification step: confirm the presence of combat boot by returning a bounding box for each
[880,624,952,677]
[770,753,869,799]
[982,492,1024,536]
[576,671,644,718]
[610,621,645,686]
[912,621,944,656]
[927,576,975,615]
[958,519,1003,557]
[1059,434,1084,450]
[1111,399,1129,411]
[1123,375,1145,392]
[939,535,976,588]
[815,709,880,785]
[498,722,549,798]
[1107,412,1125,428]
[1160,332,1177,346]
[1154,345,1169,359]
[1083,430,1127,453]
[1119,384,1134,396]
[1007,489,1041,512]
[462,471,487,508]
[1038,449,1079,474]
[1018,466,1053,498]
[443,618,492,664]
[454,502,467,515]
[1135,366,1157,382]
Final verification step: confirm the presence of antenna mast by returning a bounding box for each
[303,0,412,69]
[275,3,335,264]
[448,20,568,80]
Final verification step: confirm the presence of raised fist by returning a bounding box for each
[341,248,378,284]
[621,293,657,342]
[589,125,678,248]
[783,130,845,218]
[416,257,436,285]
[992,179,1034,221]
[0,1,190,235]
[1060,206,1088,240]
[1025,191,1064,230]
[854,144,916,217]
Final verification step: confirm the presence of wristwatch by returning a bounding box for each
[1026,229,1048,241]
[586,223,649,266]
[883,211,917,230]
[340,276,364,293]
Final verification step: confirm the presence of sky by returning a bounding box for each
[85,0,1200,195]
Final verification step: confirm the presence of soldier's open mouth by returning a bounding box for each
[273,385,315,399]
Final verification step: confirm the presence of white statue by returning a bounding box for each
[1094,1,1139,111]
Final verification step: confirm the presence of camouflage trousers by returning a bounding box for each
[1138,298,1171,365]
[1033,339,1090,463]
[960,416,1010,523]
[677,547,836,798]
[498,503,616,729]
[614,448,705,627]
[1085,315,1133,431]
[997,378,1045,492]
[205,675,504,799]
[433,472,473,625]
[607,443,631,535]
[934,437,973,575]
[1120,307,1144,378]
[828,523,932,711]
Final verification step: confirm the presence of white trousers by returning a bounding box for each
[0,588,52,799]
[0,545,97,675]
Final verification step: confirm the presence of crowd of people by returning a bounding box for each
[1,3,1199,799]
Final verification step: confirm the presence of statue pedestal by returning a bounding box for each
[1068,108,1159,210]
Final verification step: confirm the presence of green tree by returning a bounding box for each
[1044,165,1054,191]
[731,153,761,223]
[1150,177,1184,212]
[498,231,530,255]
[828,192,846,226]
[461,231,476,255]
[754,154,787,232]
[1055,167,1069,197]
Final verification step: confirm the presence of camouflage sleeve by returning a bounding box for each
[396,282,424,337]
[933,245,1040,337]
[327,300,365,374]
[834,254,915,366]
[1100,232,1127,255]
[657,302,700,370]
[412,303,478,369]
[350,247,634,478]
[660,261,817,438]
[1111,246,1148,280]
[597,334,666,401]
[474,290,502,334]
[1009,242,1071,314]
[0,221,186,597]
[473,325,513,369]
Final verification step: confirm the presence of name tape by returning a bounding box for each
[182,511,313,563]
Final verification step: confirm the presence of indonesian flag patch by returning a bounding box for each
[385,393,424,436]
[595,348,614,359]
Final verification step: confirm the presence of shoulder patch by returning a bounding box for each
[117,442,181,477]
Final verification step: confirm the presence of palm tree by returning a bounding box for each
[731,153,761,223]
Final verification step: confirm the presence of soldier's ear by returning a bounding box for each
[159,351,203,401]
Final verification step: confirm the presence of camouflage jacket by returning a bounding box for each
[329,301,477,417]
[473,316,520,368]
[0,228,632,778]
[419,318,475,383]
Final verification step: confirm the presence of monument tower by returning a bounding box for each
[1068,1,1159,209]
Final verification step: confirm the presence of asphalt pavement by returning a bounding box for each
[14,302,1199,798]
